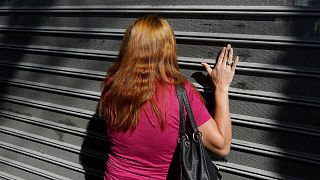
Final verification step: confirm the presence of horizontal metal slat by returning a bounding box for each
[1,43,319,79]
[2,106,319,158]
[231,113,320,137]
[3,106,318,155]
[0,6,319,16]
[0,126,81,153]
[0,110,107,142]
[0,78,100,100]
[1,74,319,112]
[232,139,320,166]
[0,171,24,180]
[216,161,296,180]
[0,94,96,119]
[0,141,101,178]
[0,105,320,160]
[0,156,71,180]
[1,71,319,110]
[195,83,320,108]
[0,43,114,59]
[0,26,319,48]
[0,60,105,80]
[0,126,105,161]
[2,109,318,167]
[179,57,320,79]
[2,60,320,102]
[228,89,320,108]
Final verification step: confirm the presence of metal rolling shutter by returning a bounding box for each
[0,1,319,179]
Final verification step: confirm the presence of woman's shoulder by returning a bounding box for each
[184,80,198,95]
[184,80,206,104]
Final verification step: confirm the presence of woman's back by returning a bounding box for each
[104,82,211,180]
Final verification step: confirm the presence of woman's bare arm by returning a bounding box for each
[198,44,239,157]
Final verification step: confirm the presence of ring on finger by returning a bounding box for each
[226,59,233,66]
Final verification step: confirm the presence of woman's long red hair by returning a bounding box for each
[98,15,186,133]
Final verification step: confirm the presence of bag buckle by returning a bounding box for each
[178,134,189,143]
[193,131,203,142]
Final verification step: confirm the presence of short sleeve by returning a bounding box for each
[185,82,212,127]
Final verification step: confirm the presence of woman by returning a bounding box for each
[99,15,239,180]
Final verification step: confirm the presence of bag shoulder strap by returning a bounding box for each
[176,84,186,136]
[176,84,198,136]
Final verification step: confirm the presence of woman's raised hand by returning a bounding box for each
[201,44,239,92]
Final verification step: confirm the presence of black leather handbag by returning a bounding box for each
[167,84,222,180]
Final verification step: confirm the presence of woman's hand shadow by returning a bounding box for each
[191,68,214,105]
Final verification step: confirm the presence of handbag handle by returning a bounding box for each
[176,84,200,139]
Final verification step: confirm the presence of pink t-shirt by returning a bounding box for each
[104,82,211,180]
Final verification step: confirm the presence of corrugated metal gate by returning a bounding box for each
[0,0,319,180]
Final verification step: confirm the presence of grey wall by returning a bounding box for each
[0,0,319,180]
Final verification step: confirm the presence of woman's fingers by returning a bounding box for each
[222,44,231,65]
[217,47,226,66]
[231,56,239,71]
[227,47,233,68]
[201,62,212,75]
